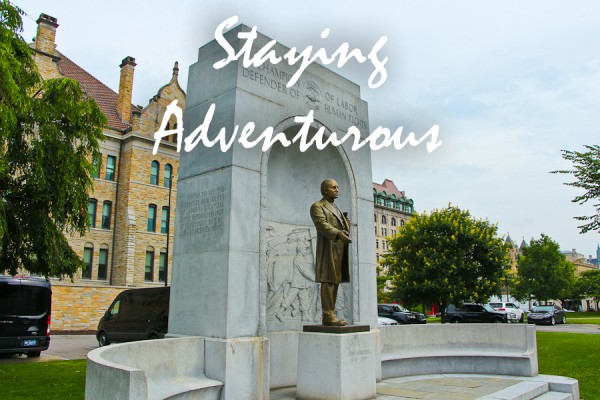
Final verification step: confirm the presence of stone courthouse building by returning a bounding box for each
[31,14,184,330]
[373,179,414,264]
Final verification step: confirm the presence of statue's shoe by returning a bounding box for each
[323,318,347,326]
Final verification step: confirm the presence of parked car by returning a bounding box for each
[378,303,427,325]
[527,305,566,325]
[0,275,52,358]
[488,301,525,323]
[377,316,398,326]
[446,303,517,323]
[96,287,170,346]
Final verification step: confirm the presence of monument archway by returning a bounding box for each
[260,120,356,327]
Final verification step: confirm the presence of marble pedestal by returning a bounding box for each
[297,328,376,400]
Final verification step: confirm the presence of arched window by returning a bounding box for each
[400,220,405,227]
[391,217,396,227]
[98,244,109,280]
[147,204,157,232]
[150,161,159,185]
[101,201,112,229]
[88,199,97,228]
[381,215,387,225]
[374,213,377,223]
[161,206,170,234]
[145,246,155,282]
[164,164,173,188]
[82,243,93,279]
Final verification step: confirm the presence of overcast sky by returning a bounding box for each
[14,0,600,258]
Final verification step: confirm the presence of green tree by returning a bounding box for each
[382,205,509,322]
[575,269,600,310]
[513,234,576,305]
[552,145,600,234]
[0,1,106,277]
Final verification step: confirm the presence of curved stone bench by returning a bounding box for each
[85,337,223,400]
[380,324,538,379]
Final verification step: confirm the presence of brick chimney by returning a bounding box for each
[35,14,59,55]
[117,56,136,123]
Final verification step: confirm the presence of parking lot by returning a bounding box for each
[0,334,97,364]
[1,323,598,365]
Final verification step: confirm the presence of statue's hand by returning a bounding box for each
[338,230,352,244]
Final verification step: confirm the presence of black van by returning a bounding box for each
[96,286,169,346]
[0,276,52,358]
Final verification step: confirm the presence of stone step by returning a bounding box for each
[477,380,549,400]
[533,392,574,400]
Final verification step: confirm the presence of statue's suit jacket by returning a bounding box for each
[310,198,350,284]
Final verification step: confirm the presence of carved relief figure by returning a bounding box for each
[266,225,320,322]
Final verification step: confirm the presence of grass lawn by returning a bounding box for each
[0,332,597,399]
[536,332,600,400]
[565,311,600,325]
[0,359,86,399]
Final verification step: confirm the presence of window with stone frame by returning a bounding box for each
[381,215,387,224]
[150,161,159,185]
[101,201,112,229]
[161,206,169,234]
[92,153,102,178]
[145,247,155,282]
[88,199,97,228]
[105,155,116,181]
[391,217,396,226]
[164,164,173,188]
[147,204,157,232]
[159,251,167,282]
[98,246,108,280]
[82,243,93,279]
[381,227,387,236]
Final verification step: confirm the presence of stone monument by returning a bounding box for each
[167,23,378,398]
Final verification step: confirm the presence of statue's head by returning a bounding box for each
[320,179,339,199]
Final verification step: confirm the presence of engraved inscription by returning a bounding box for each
[347,337,371,364]
[240,63,368,129]
[178,187,225,237]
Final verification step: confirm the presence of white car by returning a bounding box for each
[488,302,525,323]
[378,316,398,326]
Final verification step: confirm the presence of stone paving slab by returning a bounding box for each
[375,376,519,399]
[270,373,578,399]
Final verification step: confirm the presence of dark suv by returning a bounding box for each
[0,276,52,357]
[378,303,427,325]
[446,303,516,323]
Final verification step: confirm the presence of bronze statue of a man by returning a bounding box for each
[310,179,351,326]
